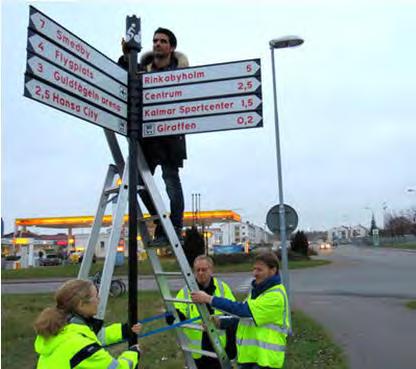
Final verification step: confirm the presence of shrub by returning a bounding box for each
[183,227,205,265]
[290,231,309,256]
[213,253,254,265]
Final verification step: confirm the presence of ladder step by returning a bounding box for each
[104,186,120,195]
[180,323,204,331]
[138,215,160,223]
[155,271,183,277]
[183,347,218,359]
[164,297,193,304]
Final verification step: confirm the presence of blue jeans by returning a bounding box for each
[138,163,184,231]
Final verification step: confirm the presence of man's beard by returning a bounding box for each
[153,50,167,58]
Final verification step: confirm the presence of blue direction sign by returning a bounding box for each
[29,6,127,84]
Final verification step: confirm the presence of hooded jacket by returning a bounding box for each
[118,51,189,168]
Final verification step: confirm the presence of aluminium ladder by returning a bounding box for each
[78,131,232,369]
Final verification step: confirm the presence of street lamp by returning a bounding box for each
[270,36,304,296]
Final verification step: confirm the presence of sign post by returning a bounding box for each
[125,15,142,346]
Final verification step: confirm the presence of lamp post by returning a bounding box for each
[270,36,304,295]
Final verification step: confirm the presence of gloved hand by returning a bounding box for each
[165,312,175,325]
[128,343,141,360]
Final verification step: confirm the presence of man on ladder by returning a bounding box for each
[119,27,188,245]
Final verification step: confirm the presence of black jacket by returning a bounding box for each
[118,51,188,168]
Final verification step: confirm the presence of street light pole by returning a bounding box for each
[269,36,304,297]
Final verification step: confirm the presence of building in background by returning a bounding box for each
[328,225,368,243]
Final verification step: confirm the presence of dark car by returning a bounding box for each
[39,254,62,266]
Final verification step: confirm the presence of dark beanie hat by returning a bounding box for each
[154,27,177,48]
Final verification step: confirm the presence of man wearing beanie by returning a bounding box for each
[119,28,188,245]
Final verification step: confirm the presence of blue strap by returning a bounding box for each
[138,312,169,324]
[137,316,201,338]
[104,313,201,347]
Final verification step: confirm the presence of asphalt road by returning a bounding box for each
[3,245,416,368]
[292,245,416,369]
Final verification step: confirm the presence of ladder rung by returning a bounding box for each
[155,271,183,276]
[180,323,204,331]
[164,297,193,304]
[138,215,160,222]
[183,347,218,359]
[104,186,120,195]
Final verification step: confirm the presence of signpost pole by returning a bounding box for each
[125,15,142,345]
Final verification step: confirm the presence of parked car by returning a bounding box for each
[39,254,62,266]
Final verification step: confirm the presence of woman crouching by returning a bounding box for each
[34,279,141,369]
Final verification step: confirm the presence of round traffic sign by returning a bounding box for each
[266,204,298,234]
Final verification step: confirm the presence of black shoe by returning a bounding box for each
[149,235,169,247]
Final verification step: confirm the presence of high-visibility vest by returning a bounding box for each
[174,278,236,359]
[35,322,139,369]
[236,284,290,368]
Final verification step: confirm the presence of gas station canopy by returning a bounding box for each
[15,210,241,229]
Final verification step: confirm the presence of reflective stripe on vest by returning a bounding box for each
[107,359,120,369]
[120,357,133,369]
[239,318,289,335]
[237,338,286,352]
[97,329,106,345]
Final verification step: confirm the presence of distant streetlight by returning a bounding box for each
[269,35,304,298]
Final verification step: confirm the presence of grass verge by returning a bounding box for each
[381,243,416,250]
[1,291,346,369]
[405,300,416,309]
[1,258,331,280]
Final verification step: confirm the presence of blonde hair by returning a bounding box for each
[34,279,94,337]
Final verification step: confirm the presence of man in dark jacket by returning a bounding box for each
[119,28,187,244]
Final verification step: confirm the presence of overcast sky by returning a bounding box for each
[1,0,415,234]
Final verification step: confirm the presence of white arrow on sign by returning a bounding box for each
[142,111,262,137]
[143,95,261,121]
[24,78,127,136]
[27,34,127,102]
[27,55,127,119]
[142,59,260,88]
[29,7,127,84]
[143,77,261,105]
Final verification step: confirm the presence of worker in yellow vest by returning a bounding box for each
[191,252,290,369]
[34,279,141,369]
[172,255,236,369]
